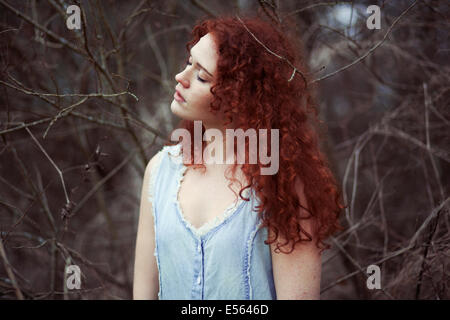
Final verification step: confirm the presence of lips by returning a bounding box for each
[175,89,186,102]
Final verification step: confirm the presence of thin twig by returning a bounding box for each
[312,0,419,83]
[24,127,70,204]
[0,80,138,101]
[43,97,89,139]
[0,239,24,299]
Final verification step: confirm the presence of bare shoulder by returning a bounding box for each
[145,150,162,176]
[145,144,181,173]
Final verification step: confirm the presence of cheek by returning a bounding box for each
[195,88,213,108]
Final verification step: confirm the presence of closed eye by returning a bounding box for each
[185,59,207,83]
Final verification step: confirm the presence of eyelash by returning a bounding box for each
[185,60,207,83]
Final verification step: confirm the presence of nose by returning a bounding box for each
[175,69,189,88]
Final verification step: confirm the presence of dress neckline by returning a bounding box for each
[174,162,250,238]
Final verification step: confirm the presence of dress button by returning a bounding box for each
[197,276,201,285]
[197,244,201,253]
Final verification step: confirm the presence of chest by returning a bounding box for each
[177,165,247,230]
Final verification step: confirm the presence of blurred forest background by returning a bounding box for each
[0,0,449,300]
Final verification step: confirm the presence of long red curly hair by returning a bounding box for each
[166,13,346,254]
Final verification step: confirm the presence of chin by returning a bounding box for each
[170,99,182,113]
[170,99,191,120]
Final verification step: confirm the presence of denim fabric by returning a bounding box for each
[149,144,276,300]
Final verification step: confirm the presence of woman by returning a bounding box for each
[133,14,345,300]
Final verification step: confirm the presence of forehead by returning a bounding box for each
[191,33,218,74]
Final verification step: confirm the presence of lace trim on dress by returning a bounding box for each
[172,149,250,238]
[147,144,181,203]
[147,151,163,204]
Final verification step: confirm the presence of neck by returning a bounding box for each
[201,122,236,165]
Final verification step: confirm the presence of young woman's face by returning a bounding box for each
[171,33,223,128]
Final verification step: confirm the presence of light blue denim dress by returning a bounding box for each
[148,144,276,300]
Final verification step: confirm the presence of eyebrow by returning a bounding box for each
[189,49,213,78]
